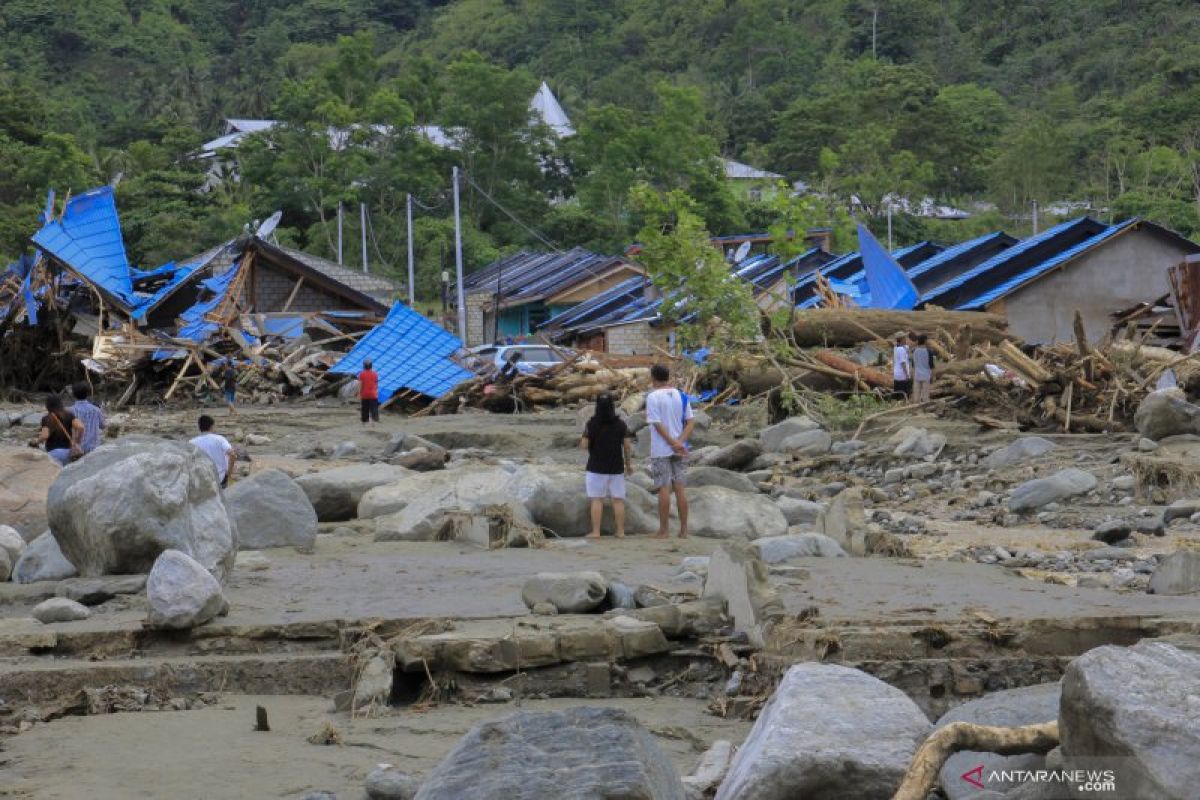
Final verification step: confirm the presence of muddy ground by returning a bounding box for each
[2,396,1200,798]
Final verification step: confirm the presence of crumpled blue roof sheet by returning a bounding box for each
[330,302,473,400]
[32,187,138,308]
[955,220,1137,310]
[175,256,245,343]
[858,224,919,310]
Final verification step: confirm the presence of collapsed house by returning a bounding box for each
[0,186,468,406]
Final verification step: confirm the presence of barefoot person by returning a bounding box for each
[646,364,694,539]
[912,333,935,403]
[580,393,634,539]
[191,414,236,488]
[38,395,84,466]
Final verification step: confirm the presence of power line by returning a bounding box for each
[459,171,562,253]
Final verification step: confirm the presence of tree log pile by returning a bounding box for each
[436,355,653,414]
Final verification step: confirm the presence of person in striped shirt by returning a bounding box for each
[70,382,106,455]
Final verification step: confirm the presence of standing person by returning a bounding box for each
[191,415,235,488]
[579,393,635,539]
[69,382,106,455]
[222,360,238,416]
[912,334,935,403]
[38,395,83,466]
[646,364,694,539]
[892,334,912,402]
[359,359,380,424]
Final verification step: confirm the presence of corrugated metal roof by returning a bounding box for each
[32,187,137,308]
[175,256,246,343]
[530,82,575,137]
[920,216,1104,306]
[905,231,1017,285]
[329,302,473,400]
[540,276,649,333]
[722,159,783,180]
[265,240,400,301]
[465,248,635,305]
[792,241,940,307]
[956,220,1138,310]
[858,224,918,309]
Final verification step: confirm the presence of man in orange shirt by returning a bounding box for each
[359,359,380,424]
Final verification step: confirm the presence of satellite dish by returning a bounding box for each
[255,210,283,240]
[733,241,752,264]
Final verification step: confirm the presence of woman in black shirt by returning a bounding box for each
[580,393,634,539]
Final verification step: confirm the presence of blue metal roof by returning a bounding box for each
[906,231,1014,283]
[541,276,648,332]
[956,220,1139,310]
[175,256,246,343]
[31,187,137,308]
[920,217,1101,306]
[793,242,939,307]
[329,302,473,400]
[858,224,918,309]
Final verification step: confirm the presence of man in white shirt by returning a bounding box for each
[892,334,912,401]
[645,364,695,538]
[190,415,235,488]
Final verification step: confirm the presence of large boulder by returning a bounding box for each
[1148,550,1200,595]
[983,437,1056,469]
[368,467,541,541]
[703,542,783,647]
[224,469,318,551]
[686,466,759,494]
[752,533,846,563]
[1060,641,1200,800]
[818,487,867,555]
[516,466,659,537]
[759,417,822,453]
[935,683,1061,800]
[0,446,60,539]
[413,706,685,800]
[146,549,228,629]
[684,487,788,540]
[890,426,947,458]
[295,463,410,521]
[715,663,932,800]
[521,572,609,613]
[700,439,762,471]
[1134,389,1200,441]
[774,496,824,526]
[45,438,236,581]
[777,428,832,455]
[11,531,77,583]
[0,524,25,563]
[1008,468,1097,513]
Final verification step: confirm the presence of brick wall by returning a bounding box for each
[252,263,352,312]
[465,293,490,346]
[604,321,670,355]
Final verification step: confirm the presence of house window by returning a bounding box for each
[748,187,763,202]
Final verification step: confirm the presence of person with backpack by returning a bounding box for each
[579,393,634,539]
[646,364,694,539]
[912,333,935,403]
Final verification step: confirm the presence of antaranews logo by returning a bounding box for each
[962,764,1119,795]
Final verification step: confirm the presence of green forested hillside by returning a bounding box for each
[4,0,1200,296]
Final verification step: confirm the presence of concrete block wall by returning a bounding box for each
[465,293,489,347]
[604,322,669,355]
[252,264,351,312]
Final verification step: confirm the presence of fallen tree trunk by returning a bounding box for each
[791,309,1010,348]
[892,720,1059,800]
[813,351,893,389]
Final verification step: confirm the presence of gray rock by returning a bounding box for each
[12,531,77,584]
[777,428,832,455]
[759,417,822,453]
[384,432,443,457]
[531,602,557,616]
[682,740,735,800]
[831,439,867,456]
[774,496,824,526]
[224,469,318,551]
[935,683,1061,800]
[1110,475,1136,491]
[606,581,637,610]
[46,438,236,581]
[684,486,788,540]
[146,549,228,629]
[752,533,846,563]
[0,524,25,563]
[1091,519,1133,544]
[1008,468,1097,513]
[686,465,759,493]
[817,488,867,556]
[1148,551,1200,595]
[0,549,10,582]
[703,542,783,648]
[353,653,393,710]
[1163,497,1200,523]
[56,575,147,605]
[32,597,92,623]
[331,441,359,459]
[889,426,947,458]
[715,663,931,800]
[521,571,609,613]
[700,439,762,471]
[389,447,448,472]
[1060,641,1200,799]
[413,706,685,800]
[295,463,411,521]
[1134,389,1200,441]
[1136,517,1166,537]
[366,766,420,800]
[983,437,1056,468]
[0,446,61,538]
[1137,437,1159,452]
[1083,546,1137,562]
[747,452,792,471]
[512,466,658,539]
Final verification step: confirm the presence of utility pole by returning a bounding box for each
[452,166,467,342]
[886,202,893,251]
[1031,200,1039,236]
[336,203,344,265]
[406,193,415,306]
[360,203,369,274]
[871,7,879,60]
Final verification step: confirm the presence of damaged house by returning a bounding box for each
[1,186,467,406]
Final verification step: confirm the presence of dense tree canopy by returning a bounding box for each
[4,0,1200,297]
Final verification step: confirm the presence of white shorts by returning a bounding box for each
[585,472,626,499]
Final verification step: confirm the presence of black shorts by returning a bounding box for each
[893,379,912,398]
